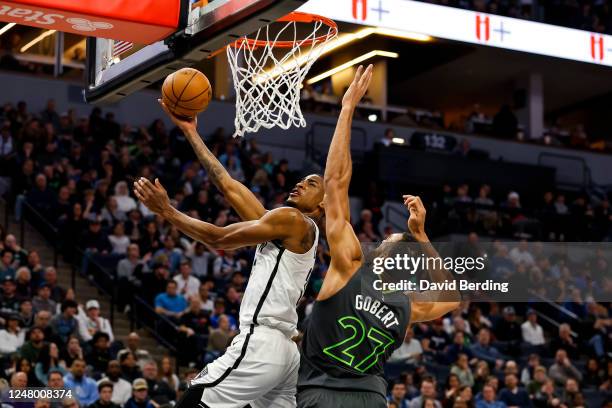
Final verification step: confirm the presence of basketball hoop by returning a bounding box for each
[226,12,338,137]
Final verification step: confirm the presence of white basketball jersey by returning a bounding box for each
[239,217,319,337]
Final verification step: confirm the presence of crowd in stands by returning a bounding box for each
[420,0,612,35]
[0,223,187,408]
[0,98,610,408]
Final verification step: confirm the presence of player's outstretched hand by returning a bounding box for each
[134,177,172,216]
[341,64,373,109]
[403,194,427,240]
[158,98,197,133]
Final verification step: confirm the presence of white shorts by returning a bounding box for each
[188,324,300,408]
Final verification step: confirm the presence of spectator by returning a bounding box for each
[498,373,530,408]
[19,325,45,363]
[43,267,66,303]
[154,281,187,321]
[116,244,143,311]
[60,336,84,369]
[476,384,506,408]
[119,351,142,383]
[409,377,442,408]
[526,366,548,396]
[0,250,15,280]
[0,313,25,353]
[154,236,182,274]
[88,381,120,408]
[26,173,56,216]
[549,324,579,359]
[141,263,170,304]
[188,241,216,279]
[389,328,423,365]
[48,369,65,390]
[159,356,179,393]
[124,378,155,408]
[32,283,57,314]
[50,300,78,346]
[380,128,395,147]
[14,266,32,300]
[451,353,475,387]
[117,333,151,370]
[197,284,214,313]
[34,342,67,386]
[212,249,244,283]
[445,331,473,365]
[86,332,113,377]
[107,222,130,255]
[141,360,176,405]
[81,220,111,254]
[205,314,235,364]
[388,382,410,408]
[470,328,504,370]
[210,298,237,330]
[0,276,20,313]
[422,319,450,362]
[548,349,582,386]
[494,306,522,356]
[532,378,561,408]
[520,309,545,348]
[98,360,132,407]
[173,259,200,299]
[78,299,114,343]
[63,358,99,406]
[112,181,137,213]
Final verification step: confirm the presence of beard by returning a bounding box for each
[284,199,297,208]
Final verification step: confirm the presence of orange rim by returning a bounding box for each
[231,12,338,49]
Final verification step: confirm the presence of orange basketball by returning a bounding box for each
[161,68,212,118]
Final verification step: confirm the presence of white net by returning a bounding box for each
[226,13,337,138]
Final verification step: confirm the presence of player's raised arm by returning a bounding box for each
[402,195,461,322]
[134,177,308,251]
[323,65,373,278]
[158,99,266,221]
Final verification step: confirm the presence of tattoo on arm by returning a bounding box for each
[185,129,229,186]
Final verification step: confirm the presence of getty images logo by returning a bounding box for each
[0,5,113,32]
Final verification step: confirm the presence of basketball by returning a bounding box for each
[161,68,212,118]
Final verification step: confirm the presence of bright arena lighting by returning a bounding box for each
[392,137,406,144]
[306,50,398,85]
[256,26,429,83]
[20,30,57,53]
[0,23,16,37]
[368,114,378,122]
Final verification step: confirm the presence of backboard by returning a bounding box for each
[84,0,307,104]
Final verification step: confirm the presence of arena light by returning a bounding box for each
[368,114,378,122]
[20,30,56,53]
[374,28,432,42]
[306,50,398,85]
[392,137,406,144]
[0,23,16,37]
[256,27,428,83]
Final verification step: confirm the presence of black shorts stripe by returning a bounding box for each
[194,248,285,388]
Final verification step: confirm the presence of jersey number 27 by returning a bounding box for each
[323,316,395,373]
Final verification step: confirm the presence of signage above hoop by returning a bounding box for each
[299,0,612,67]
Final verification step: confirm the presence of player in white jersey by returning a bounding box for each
[133,100,325,408]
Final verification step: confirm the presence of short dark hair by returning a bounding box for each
[98,381,113,392]
[48,369,63,380]
[61,300,78,313]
